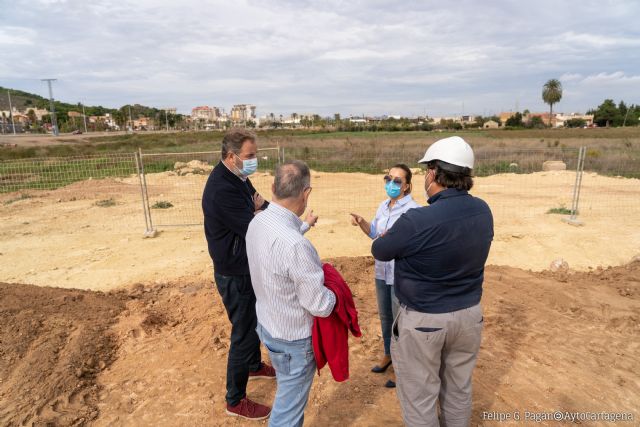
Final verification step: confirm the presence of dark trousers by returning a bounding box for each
[214,272,262,406]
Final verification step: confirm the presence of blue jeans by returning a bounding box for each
[375,279,400,356]
[256,323,316,427]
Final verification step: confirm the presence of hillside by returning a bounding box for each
[0,86,50,111]
[0,86,172,119]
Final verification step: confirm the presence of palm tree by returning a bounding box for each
[542,79,563,127]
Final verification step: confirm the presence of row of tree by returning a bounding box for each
[588,100,639,127]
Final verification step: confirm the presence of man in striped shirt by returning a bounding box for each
[246,160,336,427]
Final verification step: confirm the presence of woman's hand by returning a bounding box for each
[350,213,364,226]
[305,210,319,227]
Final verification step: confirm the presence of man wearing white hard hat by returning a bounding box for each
[372,136,494,427]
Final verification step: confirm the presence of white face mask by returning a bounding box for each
[425,170,435,199]
[233,154,258,176]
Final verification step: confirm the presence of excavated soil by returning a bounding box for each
[1,258,638,426]
[0,284,126,426]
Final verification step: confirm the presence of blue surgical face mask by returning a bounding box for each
[385,181,402,199]
[235,154,258,176]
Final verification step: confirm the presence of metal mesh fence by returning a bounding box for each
[1,146,638,236]
[284,147,582,225]
[0,153,143,230]
[579,148,640,217]
[139,148,280,227]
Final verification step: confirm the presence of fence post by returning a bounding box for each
[563,146,586,226]
[137,148,157,237]
[134,151,150,233]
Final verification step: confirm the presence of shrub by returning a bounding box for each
[95,198,116,207]
[547,206,573,215]
[3,193,32,205]
[152,200,173,209]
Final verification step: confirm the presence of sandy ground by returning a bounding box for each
[1,170,639,426]
[1,170,639,291]
[1,257,638,426]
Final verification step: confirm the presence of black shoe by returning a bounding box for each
[371,360,392,373]
[384,380,396,388]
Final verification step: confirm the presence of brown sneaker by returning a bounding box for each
[248,362,276,380]
[226,397,271,420]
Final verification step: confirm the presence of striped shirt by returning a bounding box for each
[246,202,336,341]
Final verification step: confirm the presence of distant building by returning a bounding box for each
[500,111,556,126]
[11,112,28,124]
[163,107,177,115]
[88,113,118,129]
[230,104,256,122]
[432,116,462,124]
[483,120,500,129]
[554,113,594,128]
[191,106,220,121]
[499,112,516,124]
[524,112,553,126]
[27,108,50,121]
[133,117,153,130]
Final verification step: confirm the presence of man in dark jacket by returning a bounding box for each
[372,136,494,427]
[202,129,317,421]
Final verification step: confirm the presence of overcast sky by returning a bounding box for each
[1,0,639,117]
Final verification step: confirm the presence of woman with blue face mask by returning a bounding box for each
[350,163,420,388]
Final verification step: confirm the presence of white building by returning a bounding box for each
[554,113,594,128]
[191,106,220,122]
[230,104,256,122]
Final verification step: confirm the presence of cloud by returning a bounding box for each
[0,27,36,45]
[580,71,640,87]
[1,0,639,116]
[580,71,640,85]
[560,73,583,82]
[559,31,640,49]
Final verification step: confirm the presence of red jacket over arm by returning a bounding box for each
[312,263,362,382]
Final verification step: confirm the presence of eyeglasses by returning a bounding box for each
[384,175,403,185]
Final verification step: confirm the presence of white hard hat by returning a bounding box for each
[418,136,474,174]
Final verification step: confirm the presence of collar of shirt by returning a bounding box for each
[427,188,469,205]
[222,158,247,182]
[385,193,413,209]
[267,201,303,231]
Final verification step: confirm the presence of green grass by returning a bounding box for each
[3,193,32,205]
[0,155,137,193]
[547,206,573,215]
[294,130,485,140]
[95,198,116,207]
[152,200,173,209]
[1,129,639,194]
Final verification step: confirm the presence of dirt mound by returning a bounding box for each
[1,258,638,426]
[0,283,126,426]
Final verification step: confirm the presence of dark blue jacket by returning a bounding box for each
[202,161,268,276]
[371,188,493,314]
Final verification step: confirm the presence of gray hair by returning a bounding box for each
[221,128,256,159]
[274,160,311,199]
